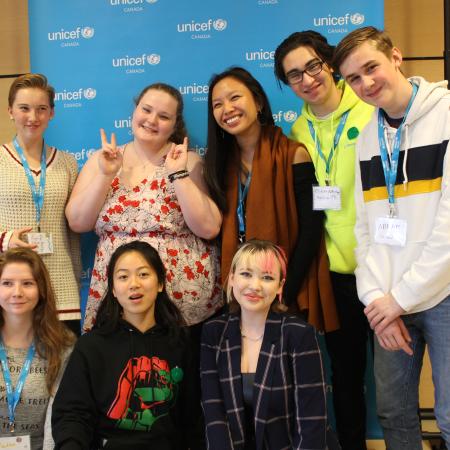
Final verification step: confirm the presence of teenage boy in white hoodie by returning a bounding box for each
[335,26,450,449]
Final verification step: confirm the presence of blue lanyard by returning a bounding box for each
[237,171,252,241]
[377,83,418,216]
[307,110,350,184]
[13,137,47,230]
[0,340,35,432]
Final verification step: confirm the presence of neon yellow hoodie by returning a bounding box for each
[290,80,374,273]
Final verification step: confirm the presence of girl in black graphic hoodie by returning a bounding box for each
[52,241,204,450]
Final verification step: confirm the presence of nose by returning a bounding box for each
[12,283,23,297]
[28,108,38,122]
[361,75,375,90]
[249,276,262,291]
[147,111,157,124]
[301,71,316,86]
[129,274,141,289]
[223,100,234,114]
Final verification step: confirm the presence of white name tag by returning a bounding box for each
[374,217,407,247]
[313,186,341,211]
[0,435,31,449]
[25,232,54,255]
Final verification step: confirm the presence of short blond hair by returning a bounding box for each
[333,26,394,72]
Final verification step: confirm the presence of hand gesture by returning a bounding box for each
[98,129,122,176]
[165,137,189,174]
[8,227,37,250]
[376,317,413,355]
[364,293,405,334]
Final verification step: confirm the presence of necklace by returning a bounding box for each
[240,329,264,341]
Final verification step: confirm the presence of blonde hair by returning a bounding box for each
[333,26,394,72]
[8,73,55,109]
[226,239,287,313]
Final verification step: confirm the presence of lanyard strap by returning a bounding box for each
[307,110,350,183]
[13,137,47,229]
[377,83,418,216]
[237,171,252,239]
[0,340,35,431]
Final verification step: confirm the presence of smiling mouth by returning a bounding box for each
[224,115,241,126]
[129,294,143,301]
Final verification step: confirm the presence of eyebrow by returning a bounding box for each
[345,60,377,80]
[115,266,149,273]
[141,103,173,116]
[286,57,321,75]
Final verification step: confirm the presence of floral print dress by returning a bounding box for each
[84,157,222,330]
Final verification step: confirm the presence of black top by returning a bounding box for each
[242,373,256,450]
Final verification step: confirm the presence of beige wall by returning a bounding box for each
[0,0,29,143]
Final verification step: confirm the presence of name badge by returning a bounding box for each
[0,435,31,449]
[24,233,54,255]
[313,186,341,211]
[374,217,407,247]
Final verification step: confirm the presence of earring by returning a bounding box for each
[257,111,266,126]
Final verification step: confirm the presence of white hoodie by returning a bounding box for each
[354,77,450,313]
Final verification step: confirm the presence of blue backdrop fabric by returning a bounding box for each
[28,0,383,438]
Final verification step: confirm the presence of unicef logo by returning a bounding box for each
[147,53,161,65]
[350,13,365,25]
[81,27,95,39]
[83,88,97,100]
[213,19,227,31]
[283,111,298,123]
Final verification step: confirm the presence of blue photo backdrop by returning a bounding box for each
[29,0,384,438]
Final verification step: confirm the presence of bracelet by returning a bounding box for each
[168,169,189,183]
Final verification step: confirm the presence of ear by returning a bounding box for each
[7,106,13,120]
[158,283,163,293]
[391,47,403,69]
[277,278,285,296]
[49,108,55,120]
[112,287,117,298]
[228,272,234,287]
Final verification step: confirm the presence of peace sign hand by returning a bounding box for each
[165,137,189,174]
[98,128,122,176]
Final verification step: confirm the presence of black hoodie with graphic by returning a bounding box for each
[52,320,204,450]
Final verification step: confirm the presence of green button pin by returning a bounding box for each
[347,126,359,140]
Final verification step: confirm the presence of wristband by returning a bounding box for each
[168,170,189,183]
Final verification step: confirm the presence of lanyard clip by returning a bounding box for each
[389,203,396,218]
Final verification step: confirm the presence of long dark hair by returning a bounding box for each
[95,241,186,338]
[204,67,274,212]
[0,249,74,393]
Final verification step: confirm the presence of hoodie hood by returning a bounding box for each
[406,77,450,125]
[301,79,360,124]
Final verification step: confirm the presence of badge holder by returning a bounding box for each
[374,204,407,247]
[313,179,341,211]
[24,232,54,255]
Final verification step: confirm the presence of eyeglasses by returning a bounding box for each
[286,60,324,85]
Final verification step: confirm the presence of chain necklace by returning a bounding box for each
[240,328,264,341]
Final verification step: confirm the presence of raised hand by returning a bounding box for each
[165,137,189,174]
[8,227,37,250]
[98,128,122,176]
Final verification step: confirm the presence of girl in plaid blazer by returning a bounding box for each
[201,240,327,450]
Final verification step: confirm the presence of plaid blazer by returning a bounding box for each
[200,311,327,450]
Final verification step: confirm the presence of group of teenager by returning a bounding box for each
[0,25,449,450]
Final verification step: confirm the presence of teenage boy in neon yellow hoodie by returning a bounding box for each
[274,31,374,450]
